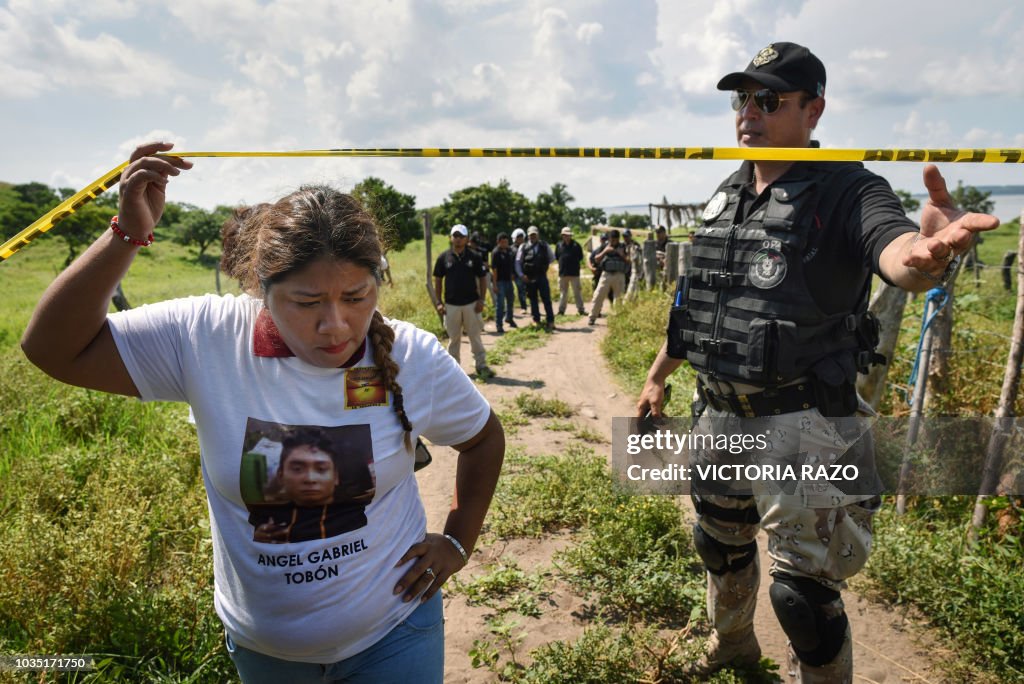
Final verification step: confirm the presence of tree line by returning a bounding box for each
[2,176,996,267]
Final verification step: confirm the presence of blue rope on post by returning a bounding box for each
[906,286,950,403]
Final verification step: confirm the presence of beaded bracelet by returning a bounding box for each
[109,215,154,247]
[443,533,469,564]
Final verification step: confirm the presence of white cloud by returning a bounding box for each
[116,131,188,162]
[204,83,273,147]
[0,4,188,99]
[1,0,1021,216]
[576,22,603,44]
[239,51,299,88]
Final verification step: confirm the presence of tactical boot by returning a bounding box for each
[685,625,761,677]
[785,624,853,684]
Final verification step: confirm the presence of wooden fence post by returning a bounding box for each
[665,242,679,291]
[896,290,942,514]
[642,239,657,288]
[1002,250,1017,292]
[857,281,908,410]
[970,214,1024,540]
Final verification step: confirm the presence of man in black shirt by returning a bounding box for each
[635,41,998,681]
[555,227,587,316]
[433,224,492,377]
[490,232,518,334]
[515,225,556,331]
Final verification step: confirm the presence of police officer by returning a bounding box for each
[433,224,493,378]
[587,229,628,326]
[635,42,997,682]
[515,225,556,331]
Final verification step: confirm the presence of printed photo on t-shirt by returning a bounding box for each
[344,366,388,409]
[239,418,376,544]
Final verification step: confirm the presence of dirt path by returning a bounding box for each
[417,314,945,683]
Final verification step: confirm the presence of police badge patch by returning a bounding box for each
[752,45,779,67]
[702,191,728,222]
[749,248,787,289]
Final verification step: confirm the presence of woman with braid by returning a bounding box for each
[21,142,504,684]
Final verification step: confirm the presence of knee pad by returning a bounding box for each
[692,523,757,576]
[769,574,849,667]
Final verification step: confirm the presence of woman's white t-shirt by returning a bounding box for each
[108,294,490,662]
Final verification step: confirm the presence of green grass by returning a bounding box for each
[512,392,574,418]
[484,445,612,539]
[448,559,549,618]
[487,324,551,367]
[0,230,460,681]
[469,441,775,682]
[858,498,1024,683]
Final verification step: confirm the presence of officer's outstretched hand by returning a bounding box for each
[902,164,999,276]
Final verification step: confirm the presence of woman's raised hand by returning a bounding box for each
[118,142,193,240]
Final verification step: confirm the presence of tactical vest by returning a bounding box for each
[602,245,628,273]
[522,241,550,277]
[668,162,883,388]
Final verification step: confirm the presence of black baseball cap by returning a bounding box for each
[717,42,825,97]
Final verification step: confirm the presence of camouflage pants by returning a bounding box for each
[692,401,882,632]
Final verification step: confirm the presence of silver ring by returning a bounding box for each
[943,250,956,264]
[425,567,436,579]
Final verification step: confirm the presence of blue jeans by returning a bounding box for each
[527,275,555,324]
[225,592,444,684]
[495,280,515,327]
[514,275,527,309]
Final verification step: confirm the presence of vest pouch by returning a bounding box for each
[763,180,816,232]
[603,256,628,273]
[746,318,776,378]
[810,356,858,417]
[666,305,691,359]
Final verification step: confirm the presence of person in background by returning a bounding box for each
[555,226,587,316]
[21,141,505,683]
[490,232,518,335]
[515,225,556,332]
[622,228,643,300]
[433,224,493,378]
[587,229,629,326]
[511,227,528,312]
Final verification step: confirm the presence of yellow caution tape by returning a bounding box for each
[3,146,1022,263]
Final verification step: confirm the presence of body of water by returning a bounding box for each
[606,194,1024,225]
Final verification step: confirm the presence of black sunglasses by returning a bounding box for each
[730,88,802,114]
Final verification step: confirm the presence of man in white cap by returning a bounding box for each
[515,225,555,331]
[510,227,528,311]
[555,226,587,316]
[433,224,492,378]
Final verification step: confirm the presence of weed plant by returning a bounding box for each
[448,559,548,618]
[484,445,612,539]
[488,325,551,367]
[542,419,606,443]
[474,622,774,684]
[512,392,574,419]
[861,498,1024,683]
[557,494,704,624]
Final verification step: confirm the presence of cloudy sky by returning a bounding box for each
[3,0,1022,219]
